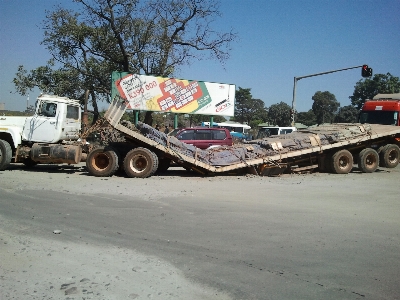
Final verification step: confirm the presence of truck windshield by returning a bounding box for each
[359,111,398,126]
[39,102,57,117]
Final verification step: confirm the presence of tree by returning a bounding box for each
[312,91,340,124]
[267,102,292,127]
[334,105,359,123]
[233,87,251,124]
[187,114,225,127]
[247,99,268,128]
[232,87,268,126]
[296,110,316,127]
[350,73,400,109]
[13,0,237,124]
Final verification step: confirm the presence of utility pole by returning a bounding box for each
[291,65,366,126]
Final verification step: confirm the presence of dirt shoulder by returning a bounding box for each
[0,219,230,300]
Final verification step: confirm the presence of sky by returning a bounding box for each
[1,0,399,113]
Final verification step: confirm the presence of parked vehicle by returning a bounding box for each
[359,93,400,126]
[2,95,400,179]
[256,126,297,139]
[167,128,181,137]
[201,121,252,140]
[0,94,86,171]
[81,98,400,178]
[175,127,233,149]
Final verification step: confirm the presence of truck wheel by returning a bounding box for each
[86,147,119,177]
[331,149,353,174]
[379,144,400,168]
[0,139,12,171]
[123,147,159,178]
[150,152,159,174]
[357,148,379,173]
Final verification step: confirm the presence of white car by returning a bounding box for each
[256,126,297,139]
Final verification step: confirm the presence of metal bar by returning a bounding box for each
[295,65,363,81]
[291,65,365,126]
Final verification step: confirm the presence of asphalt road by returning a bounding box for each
[1,163,399,299]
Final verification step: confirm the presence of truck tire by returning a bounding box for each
[123,147,158,178]
[357,148,379,173]
[86,147,119,177]
[379,144,400,168]
[0,139,12,171]
[150,152,159,174]
[331,149,353,174]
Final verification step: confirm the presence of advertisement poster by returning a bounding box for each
[112,72,235,116]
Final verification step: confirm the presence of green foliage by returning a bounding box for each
[13,0,237,123]
[312,91,340,124]
[296,110,317,127]
[233,87,251,123]
[350,73,400,109]
[334,105,359,123]
[232,87,268,125]
[1,105,35,116]
[187,114,225,127]
[118,111,226,129]
[267,102,292,127]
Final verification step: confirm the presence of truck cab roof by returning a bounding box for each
[372,93,400,100]
[38,94,80,105]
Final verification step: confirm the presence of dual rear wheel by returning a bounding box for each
[86,146,159,178]
[123,147,159,178]
[330,149,353,174]
[379,144,400,168]
[357,148,379,173]
[356,144,400,172]
[326,144,399,174]
[86,146,120,177]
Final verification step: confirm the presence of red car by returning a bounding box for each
[175,127,233,149]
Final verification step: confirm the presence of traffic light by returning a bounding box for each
[362,64,373,78]
[367,67,373,77]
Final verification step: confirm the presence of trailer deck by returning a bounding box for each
[102,98,400,176]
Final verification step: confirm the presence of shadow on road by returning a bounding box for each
[2,164,206,178]
[3,163,86,175]
[3,163,395,179]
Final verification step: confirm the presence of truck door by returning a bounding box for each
[60,105,80,140]
[22,101,61,143]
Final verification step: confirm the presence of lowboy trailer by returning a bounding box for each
[84,98,400,178]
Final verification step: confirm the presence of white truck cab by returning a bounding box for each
[0,94,83,170]
[21,95,81,143]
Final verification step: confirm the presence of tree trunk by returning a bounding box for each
[143,111,153,125]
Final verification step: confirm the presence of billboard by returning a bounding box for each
[111,72,235,116]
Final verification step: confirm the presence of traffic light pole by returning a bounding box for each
[291,65,364,126]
